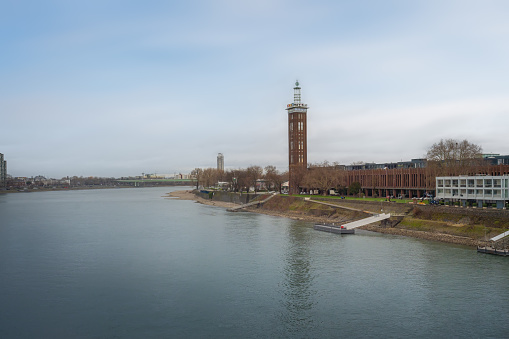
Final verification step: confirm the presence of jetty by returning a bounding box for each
[490,230,509,242]
[477,247,509,256]
[314,213,391,235]
[477,230,509,256]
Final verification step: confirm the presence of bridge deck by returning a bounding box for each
[490,230,509,242]
[341,213,391,229]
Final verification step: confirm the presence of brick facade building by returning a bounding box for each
[286,81,308,194]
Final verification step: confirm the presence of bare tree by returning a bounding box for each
[191,168,203,189]
[304,161,339,195]
[264,165,288,193]
[426,139,483,168]
[201,168,221,188]
[246,165,263,192]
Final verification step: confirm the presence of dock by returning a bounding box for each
[314,224,355,234]
[477,246,509,256]
[313,213,391,235]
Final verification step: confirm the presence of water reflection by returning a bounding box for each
[279,221,317,335]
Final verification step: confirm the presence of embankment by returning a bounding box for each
[180,190,509,247]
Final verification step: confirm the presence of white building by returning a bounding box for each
[436,175,509,209]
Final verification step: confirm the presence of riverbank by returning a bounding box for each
[170,190,505,247]
[167,190,238,209]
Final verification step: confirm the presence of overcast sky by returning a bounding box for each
[2,0,509,178]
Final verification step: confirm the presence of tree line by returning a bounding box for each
[193,139,485,195]
[192,165,288,193]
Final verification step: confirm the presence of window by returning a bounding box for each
[460,179,466,187]
[494,179,501,188]
[445,180,451,187]
[452,180,458,187]
[468,179,475,187]
[494,190,501,197]
[485,179,492,188]
[476,189,483,195]
[437,180,444,187]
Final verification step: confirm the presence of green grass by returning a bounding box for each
[291,194,418,204]
[399,217,494,238]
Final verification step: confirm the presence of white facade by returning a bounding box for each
[436,175,509,208]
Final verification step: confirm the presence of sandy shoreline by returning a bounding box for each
[166,190,238,208]
[167,190,488,247]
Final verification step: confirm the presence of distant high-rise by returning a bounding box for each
[217,153,224,171]
[286,81,308,194]
[0,153,6,187]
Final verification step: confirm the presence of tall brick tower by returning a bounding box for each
[286,81,308,194]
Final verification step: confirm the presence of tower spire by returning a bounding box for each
[293,80,301,104]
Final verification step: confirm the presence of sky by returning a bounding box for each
[2,0,509,178]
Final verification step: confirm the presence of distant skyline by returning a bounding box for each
[2,1,509,178]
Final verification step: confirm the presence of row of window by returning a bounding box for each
[290,154,305,164]
[289,121,305,131]
[437,179,507,188]
[290,141,304,150]
[290,113,305,120]
[437,188,507,198]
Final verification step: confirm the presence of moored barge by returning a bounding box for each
[314,223,355,234]
[477,246,509,256]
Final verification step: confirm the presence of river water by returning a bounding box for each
[0,187,508,338]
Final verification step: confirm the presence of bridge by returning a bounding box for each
[339,213,391,229]
[490,230,509,242]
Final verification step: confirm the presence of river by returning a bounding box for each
[0,187,508,338]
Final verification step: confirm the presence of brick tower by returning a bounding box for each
[286,81,308,194]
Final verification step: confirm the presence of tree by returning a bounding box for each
[426,138,483,170]
[349,181,361,196]
[304,161,340,195]
[224,169,240,192]
[264,165,287,193]
[201,168,221,188]
[191,168,203,189]
[246,165,263,192]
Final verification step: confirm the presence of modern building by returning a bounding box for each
[0,153,6,187]
[286,81,308,194]
[483,154,509,166]
[436,175,509,208]
[344,158,427,171]
[217,153,224,171]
